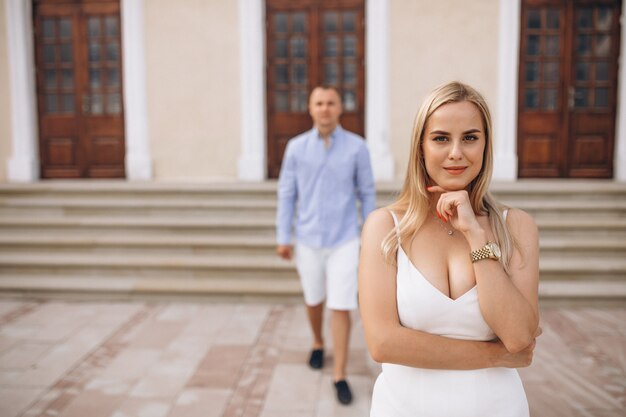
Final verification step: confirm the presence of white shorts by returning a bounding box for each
[294,238,360,311]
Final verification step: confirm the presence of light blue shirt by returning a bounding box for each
[276,126,376,248]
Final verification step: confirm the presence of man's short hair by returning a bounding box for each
[310,85,342,99]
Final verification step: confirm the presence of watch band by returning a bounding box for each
[470,242,496,263]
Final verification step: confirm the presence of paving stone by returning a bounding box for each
[169,388,231,417]
[0,387,46,417]
[110,398,171,417]
[0,299,623,417]
[0,342,52,369]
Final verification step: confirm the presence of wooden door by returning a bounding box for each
[266,0,365,178]
[34,0,125,179]
[517,0,621,178]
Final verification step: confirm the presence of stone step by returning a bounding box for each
[537,258,626,281]
[0,180,623,300]
[0,216,277,237]
[1,216,625,239]
[0,234,623,259]
[0,235,277,257]
[0,253,298,280]
[0,197,624,220]
[0,275,622,300]
[1,180,625,203]
[0,198,278,218]
[538,237,626,258]
[0,253,623,281]
[0,274,301,296]
[538,281,626,299]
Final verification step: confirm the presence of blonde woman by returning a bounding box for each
[359,81,540,416]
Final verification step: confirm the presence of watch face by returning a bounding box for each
[490,242,502,258]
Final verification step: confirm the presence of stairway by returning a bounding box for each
[0,180,624,300]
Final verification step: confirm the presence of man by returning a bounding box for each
[276,86,376,405]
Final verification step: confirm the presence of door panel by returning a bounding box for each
[518,3,566,177]
[267,9,313,180]
[266,0,365,178]
[568,3,619,177]
[34,0,125,179]
[35,8,82,178]
[518,0,621,178]
[81,6,125,178]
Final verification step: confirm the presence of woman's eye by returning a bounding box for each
[464,135,479,141]
[433,136,448,142]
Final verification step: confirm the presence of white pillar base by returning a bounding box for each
[493,0,521,182]
[122,0,152,181]
[5,0,39,183]
[493,153,518,182]
[238,154,266,181]
[369,146,395,182]
[366,0,394,182]
[237,0,266,182]
[125,154,152,181]
[7,155,38,182]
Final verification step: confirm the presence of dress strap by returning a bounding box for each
[503,208,509,221]
[388,210,401,243]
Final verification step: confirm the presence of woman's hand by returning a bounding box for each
[427,185,482,235]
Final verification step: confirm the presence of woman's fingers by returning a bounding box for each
[426,185,447,194]
[437,194,457,222]
[427,186,449,220]
[427,186,473,224]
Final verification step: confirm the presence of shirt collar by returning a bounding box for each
[312,125,343,142]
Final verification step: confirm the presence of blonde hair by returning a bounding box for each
[383,81,518,274]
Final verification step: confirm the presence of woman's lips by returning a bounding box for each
[444,166,467,175]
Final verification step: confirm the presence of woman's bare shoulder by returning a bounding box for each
[364,207,399,236]
[505,207,538,236]
[365,207,394,226]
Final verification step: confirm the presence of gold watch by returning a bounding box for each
[470,241,501,263]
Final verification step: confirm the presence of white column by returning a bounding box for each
[5,0,39,182]
[121,0,152,180]
[237,0,266,181]
[493,0,521,181]
[615,4,626,182]
[366,0,394,181]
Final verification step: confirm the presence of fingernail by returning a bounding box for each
[437,212,441,219]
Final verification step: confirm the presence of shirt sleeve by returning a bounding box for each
[276,141,298,245]
[356,142,376,223]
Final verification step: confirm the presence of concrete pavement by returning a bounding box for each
[0,298,624,417]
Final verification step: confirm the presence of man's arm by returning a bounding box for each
[356,143,376,222]
[276,142,298,247]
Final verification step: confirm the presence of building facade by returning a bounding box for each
[1,0,625,183]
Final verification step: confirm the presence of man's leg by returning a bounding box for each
[331,309,351,381]
[294,242,327,369]
[307,302,325,349]
[326,238,359,405]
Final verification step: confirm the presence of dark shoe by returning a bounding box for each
[308,348,324,369]
[334,379,353,405]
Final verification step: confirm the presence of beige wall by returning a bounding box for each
[144,0,241,181]
[389,0,500,180]
[0,0,12,182]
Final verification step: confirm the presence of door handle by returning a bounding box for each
[82,94,90,113]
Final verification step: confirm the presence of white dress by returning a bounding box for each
[370,211,529,417]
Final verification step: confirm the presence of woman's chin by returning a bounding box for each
[439,181,471,192]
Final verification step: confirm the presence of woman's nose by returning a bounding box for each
[448,141,463,159]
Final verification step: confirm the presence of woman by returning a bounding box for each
[359,81,540,417]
